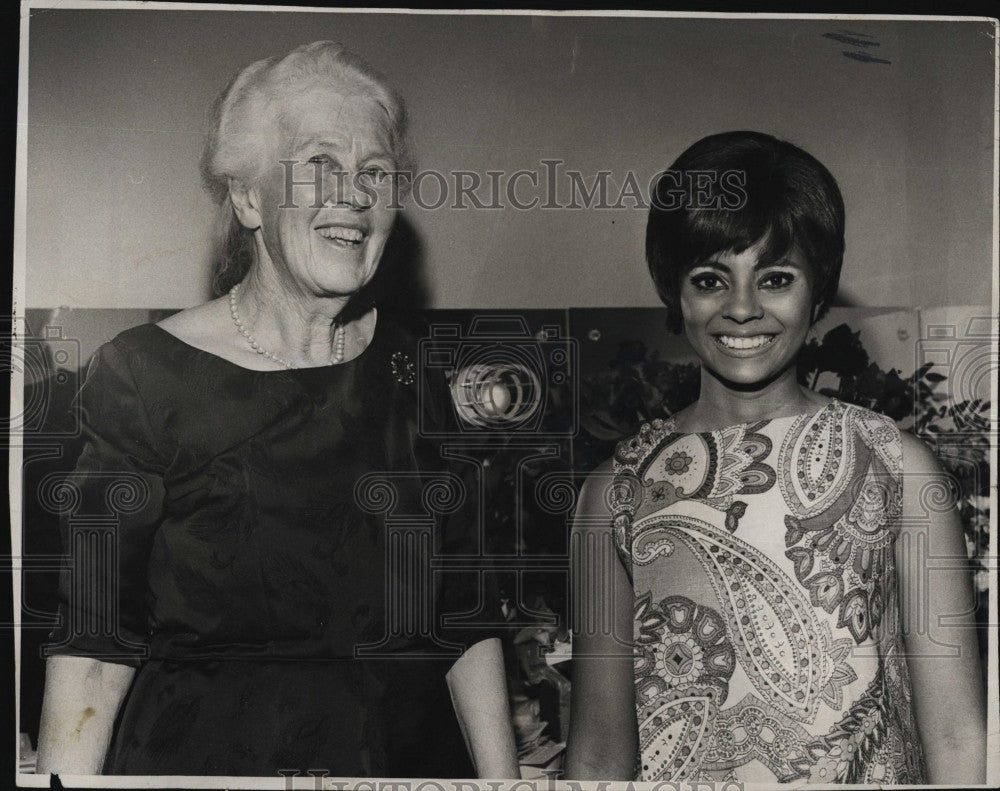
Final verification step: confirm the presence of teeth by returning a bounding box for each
[317,226,365,242]
[717,335,774,350]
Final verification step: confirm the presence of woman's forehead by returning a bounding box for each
[274,84,393,153]
[716,239,808,267]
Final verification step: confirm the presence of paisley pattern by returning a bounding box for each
[634,517,858,724]
[780,402,903,644]
[703,693,814,780]
[612,419,775,573]
[633,594,736,781]
[789,654,925,784]
[612,401,926,783]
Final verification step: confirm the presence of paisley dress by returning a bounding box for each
[610,400,926,783]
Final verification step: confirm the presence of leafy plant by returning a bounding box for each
[798,323,991,586]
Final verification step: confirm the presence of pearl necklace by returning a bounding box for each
[229,283,345,369]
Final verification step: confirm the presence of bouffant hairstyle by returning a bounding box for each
[646,131,845,333]
[200,41,411,296]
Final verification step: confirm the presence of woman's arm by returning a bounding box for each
[896,432,985,784]
[36,655,136,775]
[564,461,637,779]
[446,637,519,778]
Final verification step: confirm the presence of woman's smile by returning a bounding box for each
[315,224,367,245]
[314,218,370,250]
[713,333,777,352]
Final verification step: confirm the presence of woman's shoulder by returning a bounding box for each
[88,322,175,377]
[585,457,616,486]
[834,400,909,449]
[152,298,238,357]
[97,323,195,375]
[85,306,233,399]
[613,417,676,472]
[92,299,224,358]
[893,425,943,472]
[100,322,163,355]
[836,399,898,424]
[574,458,617,520]
[74,326,178,457]
[824,402,950,492]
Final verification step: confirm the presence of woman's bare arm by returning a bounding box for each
[564,461,637,779]
[446,637,519,778]
[36,655,136,775]
[896,432,985,784]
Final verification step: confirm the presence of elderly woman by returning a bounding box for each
[565,131,985,784]
[36,41,518,778]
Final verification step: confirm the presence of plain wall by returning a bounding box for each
[23,10,996,309]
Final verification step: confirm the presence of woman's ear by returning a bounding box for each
[229,177,262,231]
[811,301,825,326]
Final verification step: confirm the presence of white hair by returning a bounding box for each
[200,41,411,295]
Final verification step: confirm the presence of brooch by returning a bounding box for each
[391,351,416,385]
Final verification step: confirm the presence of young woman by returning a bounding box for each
[565,131,985,784]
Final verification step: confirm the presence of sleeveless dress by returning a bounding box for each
[45,313,496,777]
[610,400,927,783]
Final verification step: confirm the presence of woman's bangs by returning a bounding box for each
[686,199,789,266]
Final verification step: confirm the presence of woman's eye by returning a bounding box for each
[760,272,796,289]
[690,273,725,291]
[359,166,387,180]
[306,154,335,170]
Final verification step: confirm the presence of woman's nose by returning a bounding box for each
[328,171,370,210]
[722,284,764,323]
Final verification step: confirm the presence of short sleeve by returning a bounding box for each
[44,339,167,667]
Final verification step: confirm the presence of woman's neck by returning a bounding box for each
[676,364,827,433]
[235,266,365,367]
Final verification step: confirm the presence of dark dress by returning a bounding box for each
[46,312,497,777]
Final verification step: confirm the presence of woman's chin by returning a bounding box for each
[702,359,797,392]
[307,268,377,299]
[329,250,385,283]
[692,339,802,392]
